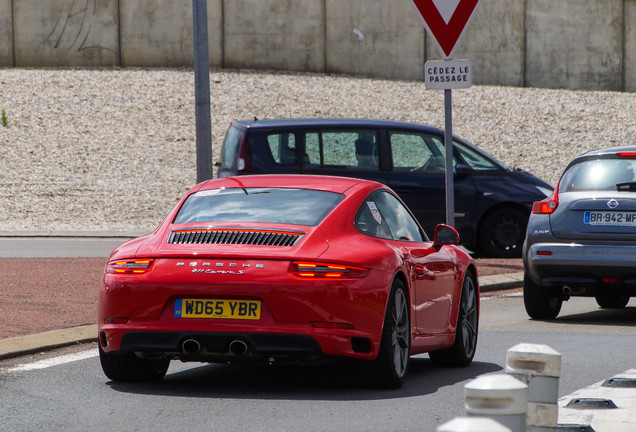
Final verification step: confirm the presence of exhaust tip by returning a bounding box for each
[563,286,585,296]
[182,339,202,355]
[228,339,249,356]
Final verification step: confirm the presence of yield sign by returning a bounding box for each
[411,0,481,59]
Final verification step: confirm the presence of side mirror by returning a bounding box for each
[434,224,460,246]
[455,163,473,177]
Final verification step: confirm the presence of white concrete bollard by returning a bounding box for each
[505,343,561,432]
[465,374,528,432]
[438,416,512,432]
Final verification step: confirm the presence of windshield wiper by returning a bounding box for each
[616,182,636,192]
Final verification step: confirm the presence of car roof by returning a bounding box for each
[564,146,636,171]
[580,145,636,158]
[231,118,443,134]
[197,174,384,194]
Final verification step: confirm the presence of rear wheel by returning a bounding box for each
[595,295,630,309]
[99,344,169,382]
[372,278,410,389]
[523,273,562,319]
[477,207,527,258]
[429,271,478,367]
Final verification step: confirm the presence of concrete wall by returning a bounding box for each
[526,0,623,90]
[119,0,223,67]
[224,0,324,72]
[13,0,119,67]
[325,0,425,80]
[1,0,635,92]
[627,0,636,92]
[0,0,12,66]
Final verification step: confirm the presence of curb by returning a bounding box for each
[0,231,147,238]
[0,325,98,360]
[0,275,524,361]
[479,272,524,292]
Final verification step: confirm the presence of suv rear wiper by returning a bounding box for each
[616,182,636,191]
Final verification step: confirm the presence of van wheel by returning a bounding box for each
[478,208,527,258]
[595,295,630,309]
[523,273,562,319]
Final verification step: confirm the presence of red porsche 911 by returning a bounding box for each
[99,175,479,388]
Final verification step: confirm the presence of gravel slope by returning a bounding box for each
[0,68,634,232]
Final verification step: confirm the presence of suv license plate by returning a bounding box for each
[174,299,261,320]
[584,211,636,226]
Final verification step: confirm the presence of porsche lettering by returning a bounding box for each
[177,262,264,269]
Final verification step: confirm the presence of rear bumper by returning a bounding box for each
[117,331,324,363]
[525,242,636,290]
[99,324,378,363]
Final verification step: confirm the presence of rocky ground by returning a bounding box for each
[0,68,634,232]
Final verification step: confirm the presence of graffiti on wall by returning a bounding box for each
[44,0,117,55]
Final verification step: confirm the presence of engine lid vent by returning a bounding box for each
[168,228,304,247]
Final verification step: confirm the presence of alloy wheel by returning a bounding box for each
[391,288,410,378]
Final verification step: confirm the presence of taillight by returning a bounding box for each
[236,133,251,172]
[532,184,559,214]
[291,262,369,279]
[106,259,154,274]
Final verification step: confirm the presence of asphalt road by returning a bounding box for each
[2,293,635,431]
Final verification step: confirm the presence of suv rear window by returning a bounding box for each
[173,188,344,226]
[560,158,636,192]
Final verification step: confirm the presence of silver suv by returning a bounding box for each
[523,146,636,319]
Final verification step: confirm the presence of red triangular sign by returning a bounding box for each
[411,0,481,59]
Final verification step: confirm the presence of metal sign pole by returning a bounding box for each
[192,0,213,183]
[444,88,455,227]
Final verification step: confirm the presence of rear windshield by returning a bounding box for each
[560,158,636,192]
[173,188,345,226]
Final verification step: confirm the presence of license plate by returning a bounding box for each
[174,299,261,320]
[583,211,636,226]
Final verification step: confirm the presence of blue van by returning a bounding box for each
[217,118,552,258]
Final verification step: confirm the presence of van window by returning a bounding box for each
[220,126,244,169]
[303,130,379,170]
[267,132,298,166]
[305,133,321,166]
[390,132,446,173]
[454,140,502,171]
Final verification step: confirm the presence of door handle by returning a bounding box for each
[415,265,435,280]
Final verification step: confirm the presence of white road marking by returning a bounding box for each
[7,348,98,373]
[482,292,522,299]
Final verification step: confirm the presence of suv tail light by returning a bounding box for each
[236,133,251,172]
[290,262,369,279]
[532,183,559,214]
